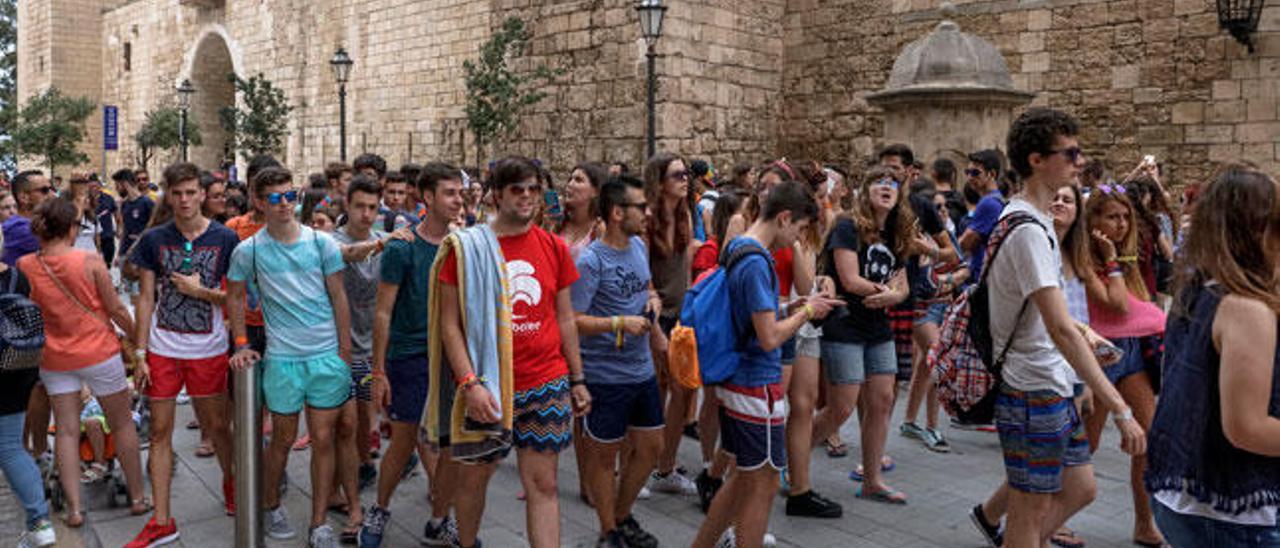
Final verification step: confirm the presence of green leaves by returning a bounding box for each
[464,17,563,161]
[0,0,18,172]
[219,73,292,162]
[8,87,94,173]
[133,106,203,171]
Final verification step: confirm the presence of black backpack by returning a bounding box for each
[967,211,1052,377]
[0,271,44,371]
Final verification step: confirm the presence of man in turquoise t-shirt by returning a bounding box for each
[360,163,465,548]
[227,166,353,548]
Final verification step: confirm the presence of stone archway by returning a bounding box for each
[183,30,238,171]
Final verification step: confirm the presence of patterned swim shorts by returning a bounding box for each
[995,383,1091,494]
[512,376,572,453]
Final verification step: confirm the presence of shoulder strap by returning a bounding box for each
[35,254,112,332]
[981,212,1049,370]
[6,268,18,295]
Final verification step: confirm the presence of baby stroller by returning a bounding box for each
[42,394,148,511]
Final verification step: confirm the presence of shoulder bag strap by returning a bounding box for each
[984,213,1049,369]
[35,254,113,332]
[6,267,18,295]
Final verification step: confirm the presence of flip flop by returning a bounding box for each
[1132,540,1169,548]
[195,441,216,458]
[847,457,896,482]
[62,510,84,528]
[1050,528,1086,548]
[824,439,849,458]
[855,486,907,505]
[129,498,153,516]
[340,523,361,544]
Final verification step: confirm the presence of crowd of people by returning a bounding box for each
[0,105,1275,548]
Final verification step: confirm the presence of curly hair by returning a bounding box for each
[848,165,919,259]
[1007,107,1080,178]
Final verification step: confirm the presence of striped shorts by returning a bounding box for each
[512,376,573,453]
[995,383,1091,494]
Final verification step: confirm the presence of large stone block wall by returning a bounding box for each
[780,0,1280,185]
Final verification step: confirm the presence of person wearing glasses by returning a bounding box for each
[434,155,591,548]
[958,149,1007,281]
[124,162,241,548]
[2,170,54,268]
[227,166,354,548]
[571,175,664,548]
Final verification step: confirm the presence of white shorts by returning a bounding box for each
[40,355,129,397]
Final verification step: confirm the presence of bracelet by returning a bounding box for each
[458,371,477,388]
[802,303,815,320]
[1112,408,1135,422]
[233,344,252,353]
[611,315,624,349]
[370,369,387,379]
[134,348,147,358]
[234,335,249,346]
[569,377,586,387]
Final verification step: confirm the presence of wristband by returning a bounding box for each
[458,372,477,388]
[370,369,386,379]
[234,344,252,353]
[234,335,249,346]
[1112,408,1135,422]
[569,377,586,387]
[803,303,815,320]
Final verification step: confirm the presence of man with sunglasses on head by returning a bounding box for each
[435,155,591,548]
[125,162,241,548]
[227,166,355,548]
[1,170,53,267]
[958,149,1007,281]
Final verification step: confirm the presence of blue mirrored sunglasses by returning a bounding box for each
[267,190,299,205]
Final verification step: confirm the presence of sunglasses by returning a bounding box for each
[1096,183,1126,195]
[620,201,648,210]
[666,171,690,181]
[504,182,542,196]
[964,168,983,178]
[1049,146,1083,163]
[871,177,900,190]
[265,189,299,205]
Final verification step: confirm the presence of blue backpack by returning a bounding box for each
[678,241,775,386]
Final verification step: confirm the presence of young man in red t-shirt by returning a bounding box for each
[437,156,591,548]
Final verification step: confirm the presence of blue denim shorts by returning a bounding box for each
[914,301,949,327]
[820,339,897,385]
[1153,496,1280,547]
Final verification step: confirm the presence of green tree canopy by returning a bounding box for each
[10,87,94,173]
[0,0,18,172]
[219,73,292,162]
[463,17,562,164]
[133,106,203,172]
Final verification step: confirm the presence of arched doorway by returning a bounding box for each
[186,32,236,171]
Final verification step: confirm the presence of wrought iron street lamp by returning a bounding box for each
[1217,0,1264,52]
[176,79,195,162]
[330,47,354,162]
[635,0,667,159]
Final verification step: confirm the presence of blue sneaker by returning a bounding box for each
[422,516,460,547]
[358,506,390,548]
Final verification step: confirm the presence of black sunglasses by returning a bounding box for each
[1049,147,1083,163]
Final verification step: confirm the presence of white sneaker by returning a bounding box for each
[637,486,652,500]
[17,519,56,548]
[176,390,190,405]
[647,471,696,495]
[715,527,776,548]
[265,506,297,540]
[308,524,337,548]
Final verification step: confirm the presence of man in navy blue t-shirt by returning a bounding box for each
[692,181,841,548]
[958,149,1006,279]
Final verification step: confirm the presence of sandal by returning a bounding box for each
[1132,539,1169,548]
[292,433,311,451]
[848,456,897,482]
[1051,528,1086,548]
[80,462,109,484]
[855,486,908,505]
[195,440,216,458]
[823,439,849,458]
[340,523,361,544]
[130,498,153,516]
[186,419,200,430]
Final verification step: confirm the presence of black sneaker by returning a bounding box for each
[595,530,626,548]
[969,504,1003,547]
[683,421,700,440]
[616,515,658,548]
[696,469,723,513]
[785,490,843,518]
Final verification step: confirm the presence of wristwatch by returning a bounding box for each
[1112,408,1135,422]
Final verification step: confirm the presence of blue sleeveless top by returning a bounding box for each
[1145,282,1280,515]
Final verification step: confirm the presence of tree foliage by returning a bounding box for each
[0,0,18,172]
[219,73,292,162]
[134,106,203,172]
[9,87,94,173]
[463,17,562,163]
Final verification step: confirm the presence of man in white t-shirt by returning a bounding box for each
[976,108,1146,548]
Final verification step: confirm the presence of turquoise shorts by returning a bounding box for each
[261,352,351,415]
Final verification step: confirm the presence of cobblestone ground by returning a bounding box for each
[23,390,1146,548]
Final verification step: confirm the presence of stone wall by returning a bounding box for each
[780,0,1280,185]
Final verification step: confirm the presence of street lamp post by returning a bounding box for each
[635,0,666,160]
[330,47,354,162]
[177,79,195,162]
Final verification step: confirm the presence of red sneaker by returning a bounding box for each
[223,477,236,516]
[125,517,179,548]
[368,429,381,452]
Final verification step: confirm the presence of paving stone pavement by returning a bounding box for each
[42,392,1143,548]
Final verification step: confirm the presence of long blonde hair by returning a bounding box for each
[1086,188,1148,301]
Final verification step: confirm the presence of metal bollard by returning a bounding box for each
[234,366,263,547]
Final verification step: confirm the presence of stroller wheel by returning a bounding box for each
[46,478,64,512]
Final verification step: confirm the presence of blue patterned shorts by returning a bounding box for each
[995,384,1091,494]
[512,376,572,453]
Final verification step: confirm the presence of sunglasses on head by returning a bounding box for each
[265,189,299,205]
[1096,183,1126,195]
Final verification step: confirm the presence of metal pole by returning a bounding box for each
[180,108,189,162]
[233,366,262,547]
[338,83,348,162]
[645,45,657,159]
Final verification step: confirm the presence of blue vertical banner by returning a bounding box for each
[103,106,118,151]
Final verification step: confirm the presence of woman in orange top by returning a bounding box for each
[17,198,147,527]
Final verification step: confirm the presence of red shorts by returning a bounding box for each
[145,353,230,399]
